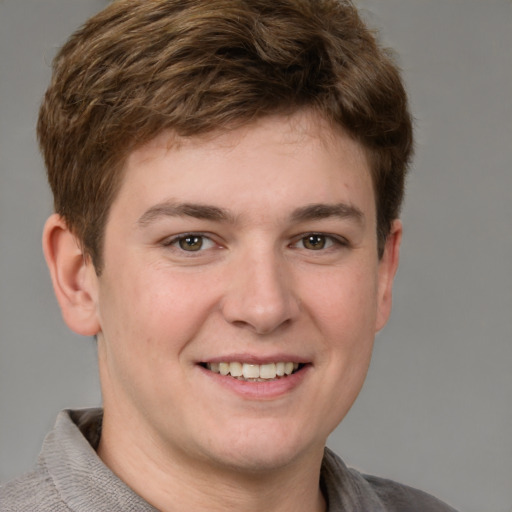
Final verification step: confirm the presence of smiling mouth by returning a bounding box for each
[202,362,305,382]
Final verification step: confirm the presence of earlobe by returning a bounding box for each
[375,219,402,332]
[42,214,100,336]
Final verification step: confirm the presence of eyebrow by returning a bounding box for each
[290,203,365,225]
[137,200,364,227]
[137,201,235,226]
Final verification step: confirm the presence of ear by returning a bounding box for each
[42,214,100,336]
[375,219,402,332]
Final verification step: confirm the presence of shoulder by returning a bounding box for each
[1,409,156,512]
[322,448,459,512]
[0,465,69,512]
[358,472,459,512]
[0,408,103,512]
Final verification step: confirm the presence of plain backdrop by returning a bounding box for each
[1,1,511,511]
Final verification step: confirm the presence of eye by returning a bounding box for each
[178,235,204,251]
[292,233,347,251]
[165,234,216,252]
[301,234,330,250]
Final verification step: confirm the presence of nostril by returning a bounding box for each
[220,264,301,334]
[230,317,293,335]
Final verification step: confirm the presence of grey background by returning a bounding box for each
[1,1,510,511]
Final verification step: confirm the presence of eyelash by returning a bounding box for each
[162,233,217,253]
[162,232,348,254]
[291,233,349,251]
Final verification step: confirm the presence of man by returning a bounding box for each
[1,0,458,510]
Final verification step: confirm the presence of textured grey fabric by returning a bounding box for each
[0,410,157,512]
[321,451,459,511]
[1,409,458,511]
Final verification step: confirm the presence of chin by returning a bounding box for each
[208,446,304,475]
[198,419,323,474]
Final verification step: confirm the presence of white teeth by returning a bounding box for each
[206,361,302,380]
[259,363,277,379]
[230,361,243,377]
[242,363,260,379]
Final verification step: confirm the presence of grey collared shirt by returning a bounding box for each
[1,409,458,511]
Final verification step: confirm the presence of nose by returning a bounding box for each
[220,250,300,335]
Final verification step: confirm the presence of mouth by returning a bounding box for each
[201,361,306,382]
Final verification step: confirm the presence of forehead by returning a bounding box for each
[129,111,368,172]
[116,111,375,224]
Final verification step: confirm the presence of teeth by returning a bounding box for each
[206,361,302,380]
[230,361,243,377]
[259,363,276,379]
[242,363,260,379]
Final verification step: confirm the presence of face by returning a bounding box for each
[88,111,399,474]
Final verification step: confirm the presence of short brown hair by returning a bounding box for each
[38,0,413,271]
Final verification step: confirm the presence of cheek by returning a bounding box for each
[98,265,216,360]
[304,264,378,405]
[96,268,207,406]
[305,264,379,338]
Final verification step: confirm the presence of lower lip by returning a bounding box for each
[197,364,311,400]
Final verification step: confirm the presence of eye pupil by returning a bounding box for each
[304,235,326,250]
[179,236,203,251]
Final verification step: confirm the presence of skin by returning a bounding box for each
[43,110,401,512]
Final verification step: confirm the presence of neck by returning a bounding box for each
[97,408,326,512]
